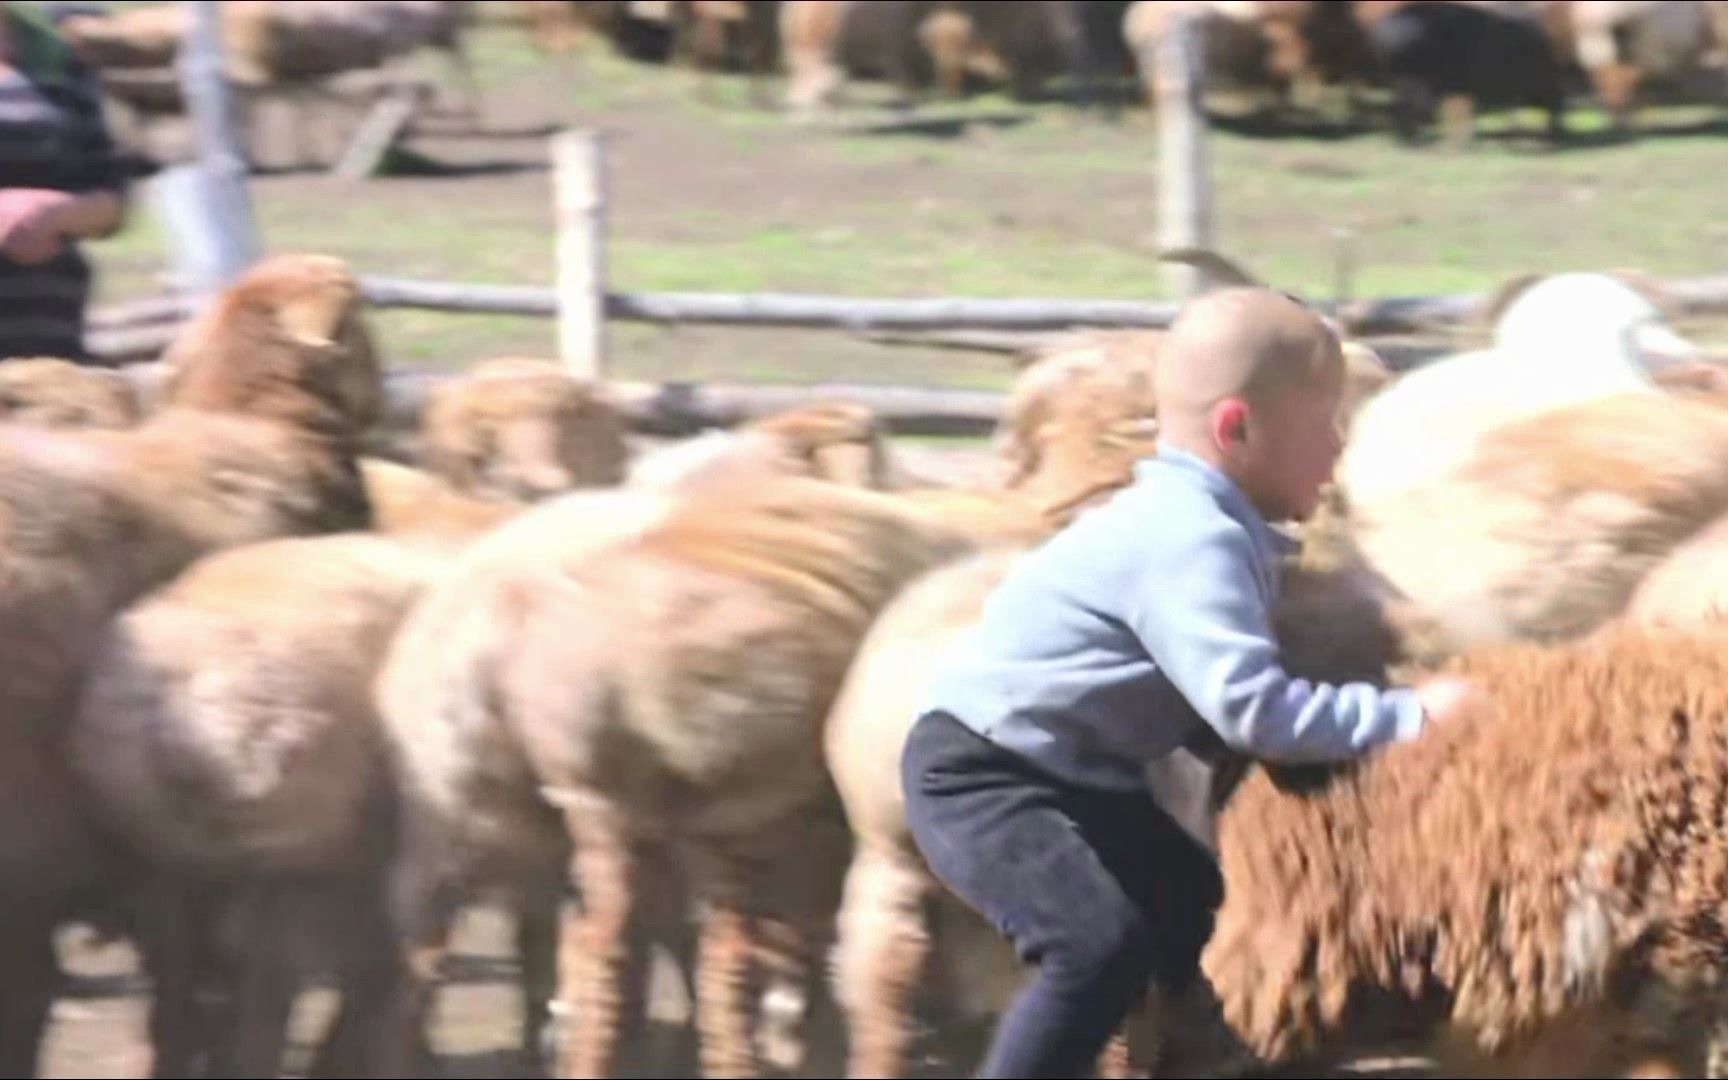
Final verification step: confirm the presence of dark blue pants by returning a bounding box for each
[902,710,1224,1079]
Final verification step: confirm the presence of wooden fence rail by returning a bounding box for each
[91,272,1728,355]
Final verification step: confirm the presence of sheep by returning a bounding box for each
[67,532,451,1079]
[66,1,478,164]
[0,357,141,429]
[1189,621,1728,1078]
[60,349,650,1077]
[626,399,893,491]
[1337,270,1699,517]
[992,249,1393,528]
[1334,387,1728,657]
[369,475,980,1078]
[0,251,378,1076]
[1319,270,1728,658]
[59,396,893,1079]
[1623,508,1728,631]
[418,355,631,500]
[1560,0,1725,131]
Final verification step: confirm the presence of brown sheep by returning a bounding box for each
[0,251,378,1076]
[61,350,653,1077]
[370,476,979,1077]
[419,355,630,500]
[1193,622,1728,1078]
[0,357,142,429]
[359,457,520,540]
[68,533,451,1078]
[1559,0,1724,132]
[626,399,893,491]
[994,325,1389,534]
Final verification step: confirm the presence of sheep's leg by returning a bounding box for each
[137,881,208,1079]
[0,921,59,1079]
[304,876,404,1080]
[833,846,934,1078]
[696,898,762,1078]
[1440,94,1475,148]
[208,885,297,1079]
[513,869,562,1072]
[441,41,483,123]
[745,9,777,110]
[363,828,463,1079]
[555,803,650,1078]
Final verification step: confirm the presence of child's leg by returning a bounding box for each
[901,710,1217,1079]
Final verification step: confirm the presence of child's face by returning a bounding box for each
[1234,378,1345,523]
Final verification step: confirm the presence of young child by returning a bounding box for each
[902,286,1478,1078]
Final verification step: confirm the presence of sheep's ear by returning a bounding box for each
[1157,247,1267,290]
[274,286,351,348]
[1478,271,1545,328]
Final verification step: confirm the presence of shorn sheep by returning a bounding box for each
[1337,270,1698,516]
[371,475,978,1078]
[0,251,378,1075]
[419,355,630,500]
[0,357,141,429]
[63,355,638,1077]
[1330,388,1728,657]
[626,399,893,492]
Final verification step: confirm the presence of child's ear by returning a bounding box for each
[1212,397,1251,449]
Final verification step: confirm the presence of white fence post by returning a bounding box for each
[163,0,259,301]
[553,127,608,379]
[1154,10,1214,300]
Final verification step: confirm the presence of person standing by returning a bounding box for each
[0,1,130,363]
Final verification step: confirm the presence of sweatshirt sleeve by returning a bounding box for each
[1124,512,1427,763]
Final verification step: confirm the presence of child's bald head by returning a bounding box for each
[1157,287,1344,432]
[1156,287,1349,522]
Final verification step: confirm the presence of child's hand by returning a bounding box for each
[1414,675,1483,728]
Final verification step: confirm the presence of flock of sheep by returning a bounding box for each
[51,0,1728,169]
[0,247,1723,1080]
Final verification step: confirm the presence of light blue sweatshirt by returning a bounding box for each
[923,445,1427,791]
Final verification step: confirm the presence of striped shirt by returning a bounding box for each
[0,6,130,363]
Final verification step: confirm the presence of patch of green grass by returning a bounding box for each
[79,16,1728,390]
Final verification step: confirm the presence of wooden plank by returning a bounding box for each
[87,272,1728,344]
[331,84,427,181]
[114,361,1006,438]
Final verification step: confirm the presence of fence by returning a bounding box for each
[106,10,1728,437]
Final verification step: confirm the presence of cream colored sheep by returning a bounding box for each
[370,477,978,1077]
[627,400,893,492]
[419,355,629,500]
[0,357,142,429]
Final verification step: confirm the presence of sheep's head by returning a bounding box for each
[0,357,141,429]
[997,331,1161,512]
[1484,269,1700,380]
[421,356,628,501]
[159,253,381,438]
[741,401,893,489]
